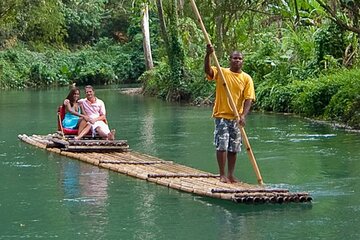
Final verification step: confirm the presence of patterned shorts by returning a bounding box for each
[214,118,242,153]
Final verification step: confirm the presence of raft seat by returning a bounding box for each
[57,105,82,135]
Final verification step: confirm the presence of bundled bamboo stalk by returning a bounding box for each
[51,137,69,146]
[65,145,129,151]
[148,173,219,178]
[145,161,227,190]
[232,193,312,203]
[99,160,171,165]
[18,135,46,149]
[68,139,128,147]
[31,135,55,146]
[211,188,289,194]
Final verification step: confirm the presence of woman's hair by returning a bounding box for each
[65,87,80,106]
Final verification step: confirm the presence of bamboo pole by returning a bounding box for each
[189,0,263,185]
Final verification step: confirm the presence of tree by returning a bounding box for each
[22,0,66,44]
[0,0,21,48]
[62,0,108,44]
[316,0,360,35]
[315,0,360,66]
[141,2,154,70]
[156,0,186,101]
[0,0,66,47]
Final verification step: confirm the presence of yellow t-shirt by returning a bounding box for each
[207,66,255,120]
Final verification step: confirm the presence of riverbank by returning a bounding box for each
[119,87,143,95]
[119,87,360,132]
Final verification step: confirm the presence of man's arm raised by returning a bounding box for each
[204,44,214,78]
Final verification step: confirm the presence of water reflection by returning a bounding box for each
[59,158,109,229]
[140,109,156,155]
[60,160,109,205]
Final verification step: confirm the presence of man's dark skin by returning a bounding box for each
[204,44,253,183]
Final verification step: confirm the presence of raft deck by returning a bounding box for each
[18,134,312,204]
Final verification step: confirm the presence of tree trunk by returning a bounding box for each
[141,3,153,70]
[178,0,184,17]
[214,0,224,58]
[156,0,169,51]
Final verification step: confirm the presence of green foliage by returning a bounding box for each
[314,21,346,68]
[243,32,279,83]
[0,38,145,89]
[140,62,171,98]
[291,77,344,117]
[255,83,298,112]
[69,51,115,85]
[255,68,360,128]
[22,0,66,44]
[120,34,146,82]
[0,0,21,48]
[140,56,211,103]
[0,55,26,89]
[244,27,320,86]
[1,0,66,47]
[324,70,360,128]
[62,0,108,44]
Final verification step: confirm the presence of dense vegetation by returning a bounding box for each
[0,0,359,129]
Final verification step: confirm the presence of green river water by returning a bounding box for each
[0,87,359,239]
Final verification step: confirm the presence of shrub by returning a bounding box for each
[291,77,344,117]
[324,71,360,128]
[255,81,307,112]
[140,62,171,99]
[0,38,146,89]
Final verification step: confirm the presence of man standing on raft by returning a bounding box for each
[204,44,255,183]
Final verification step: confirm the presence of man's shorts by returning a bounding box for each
[214,118,242,153]
[91,121,110,137]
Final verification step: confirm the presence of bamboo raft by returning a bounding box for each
[18,133,312,204]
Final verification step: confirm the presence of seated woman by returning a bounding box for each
[62,87,90,139]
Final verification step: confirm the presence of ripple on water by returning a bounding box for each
[287,134,337,138]
[314,148,337,156]
[263,140,282,143]
[299,178,358,198]
[287,133,337,142]
[63,198,97,204]
[347,205,360,212]
[289,138,319,142]
[2,161,42,168]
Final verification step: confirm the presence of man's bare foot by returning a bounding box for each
[219,176,229,183]
[108,129,116,140]
[228,176,239,183]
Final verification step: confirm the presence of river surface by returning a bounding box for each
[0,87,359,239]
